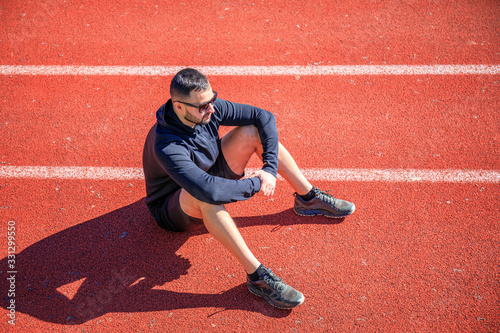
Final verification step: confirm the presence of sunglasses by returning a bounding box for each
[175,91,218,113]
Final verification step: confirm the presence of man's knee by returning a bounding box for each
[235,125,260,145]
[179,189,225,219]
[233,126,262,155]
[198,201,226,214]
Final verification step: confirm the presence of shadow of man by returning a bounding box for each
[1,198,343,324]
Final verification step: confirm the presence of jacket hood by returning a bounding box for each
[156,99,196,135]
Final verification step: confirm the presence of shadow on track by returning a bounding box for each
[0,198,344,325]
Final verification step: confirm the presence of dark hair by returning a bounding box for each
[170,68,209,99]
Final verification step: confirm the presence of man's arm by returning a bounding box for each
[157,141,262,205]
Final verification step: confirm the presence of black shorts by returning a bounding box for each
[148,150,244,232]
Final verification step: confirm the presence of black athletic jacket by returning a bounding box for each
[142,98,279,206]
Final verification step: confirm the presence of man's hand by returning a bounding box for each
[247,169,276,196]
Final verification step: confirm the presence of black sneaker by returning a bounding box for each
[294,187,355,218]
[247,267,304,309]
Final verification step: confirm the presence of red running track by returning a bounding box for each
[1,1,499,332]
[1,0,499,65]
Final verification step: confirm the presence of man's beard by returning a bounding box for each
[184,111,211,126]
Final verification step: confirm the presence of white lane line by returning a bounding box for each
[297,168,500,183]
[0,166,499,183]
[1,65,499,76]
[0,166,145,180]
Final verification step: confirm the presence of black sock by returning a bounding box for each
[248,264,266,281]
[299,187,316,201]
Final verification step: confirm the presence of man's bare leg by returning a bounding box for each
[221,126,359,219]
[274,143,313,196]
[222,125,313,196]
[179,190,261,274]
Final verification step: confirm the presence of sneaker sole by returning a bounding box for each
[293,206,355,218]
[247,284,304,309]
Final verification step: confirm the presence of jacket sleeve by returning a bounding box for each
[216,99,279,177]
[156,141,262,205]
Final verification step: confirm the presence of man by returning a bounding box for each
[142,68,355,309]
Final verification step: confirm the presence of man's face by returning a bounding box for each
[174,87,216,127]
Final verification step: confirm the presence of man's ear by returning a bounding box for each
[173,101,183,113]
